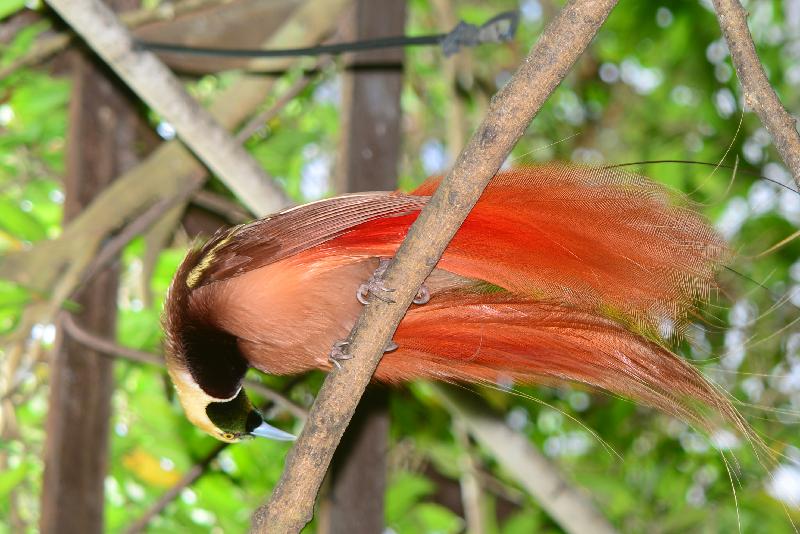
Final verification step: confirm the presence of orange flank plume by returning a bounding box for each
[323,165,728,335]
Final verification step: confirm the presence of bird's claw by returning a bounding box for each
[328,339,399,369]
[357,280,395,304]
[413,285,430,305]
[356,258,430,306]
[356,259,395,304]
[329,340,352,370]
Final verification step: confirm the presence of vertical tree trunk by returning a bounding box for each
[327,389,391,533]
[40,5,144,530]
[327,1,406,532]
[333,0,406,195]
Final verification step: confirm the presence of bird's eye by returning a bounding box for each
[222,432,235,440]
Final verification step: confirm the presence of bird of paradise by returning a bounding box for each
[163,164,747,443]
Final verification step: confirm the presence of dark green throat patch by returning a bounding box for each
[205,389,262,437]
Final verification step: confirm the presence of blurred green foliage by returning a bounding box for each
[1,0,799,532]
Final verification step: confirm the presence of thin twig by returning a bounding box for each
[235,58,332,142]
[60,313,308,420]
[79,175,203,288]
[61,313,163,366]
[252,1,619,531]
[432,384,619,534]
[712,0,800,188]
[190,190,251,223]
[179,66,323,222]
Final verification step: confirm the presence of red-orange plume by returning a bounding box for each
[316,165,738,431]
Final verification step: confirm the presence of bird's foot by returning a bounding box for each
[356,258,430,305]
[329,339,399,369]
[357,259,395,304]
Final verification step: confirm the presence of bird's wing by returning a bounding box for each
[186,192,428,288]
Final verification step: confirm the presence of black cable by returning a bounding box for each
[136,10,519,59]
[138,34,443,59]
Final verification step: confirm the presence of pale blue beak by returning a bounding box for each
[250,421,296,441]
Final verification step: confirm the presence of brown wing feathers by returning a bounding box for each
[186,192,428,289]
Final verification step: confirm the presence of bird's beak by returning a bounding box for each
[250,420,296,441]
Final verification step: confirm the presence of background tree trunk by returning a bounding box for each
[40,2,146,530]
[333,0,406,195]
[326,1,406,532]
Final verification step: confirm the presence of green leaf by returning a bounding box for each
[0,461,29,499]
[413,503,463,533]
[386,471,436,524]
[0,198,47,241]
[501,510,545,534]
[0,279,30,308]
[0,0,26,22]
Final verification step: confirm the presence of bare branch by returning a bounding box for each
[79,177,201,289]
[44,0,289,216]
[252,1,619,531]
[432,385,618,534]
[236,59,329,142]
[712,0,800,188]
[191,190,251,224]
[61,313,163,366]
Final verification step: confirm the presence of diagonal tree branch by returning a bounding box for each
[252,1,619,531]
[452,418,486,534]
[44,0,289,216]
[712,0,800,188]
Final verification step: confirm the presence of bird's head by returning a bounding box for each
[162,239,295,443]
[167,366,295,444]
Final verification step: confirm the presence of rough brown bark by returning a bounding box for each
[40,19,143,532]
[712,0,800,188]
[324,2,406,532]
[252,1,619,532]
